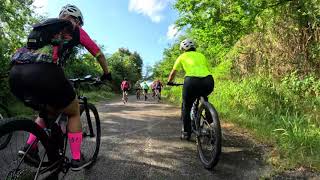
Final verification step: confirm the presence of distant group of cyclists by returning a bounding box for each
[4,3,215,171]
[120,78,164,102]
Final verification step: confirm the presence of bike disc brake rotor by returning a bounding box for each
[199,119,215,157]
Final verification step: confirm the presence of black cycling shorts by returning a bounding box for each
[9,63,76,110]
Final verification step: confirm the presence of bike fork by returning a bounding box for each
[82,97,95,137]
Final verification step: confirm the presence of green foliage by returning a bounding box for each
[0,0,37,104]
[107,48,143,90]
[155,0,320,171]
[210,76,320,170]
[281,71,320,97]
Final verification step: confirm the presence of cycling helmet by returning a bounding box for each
[179,39,195,51]
[59,4,84,26]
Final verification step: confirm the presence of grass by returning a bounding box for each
[83,89,115,103]
[163,75,320,172]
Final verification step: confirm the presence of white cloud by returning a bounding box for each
[166,24,180,40]
[128,0,171,23]
[32,0,49,14]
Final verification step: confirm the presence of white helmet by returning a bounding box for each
[59,4,84,26]
[179,39,195,51]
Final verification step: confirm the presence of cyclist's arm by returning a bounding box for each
[168,70,177,82]
[97,54,109,74]
[79,27,109,74]
[168,55,182,82]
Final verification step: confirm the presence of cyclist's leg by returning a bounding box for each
[64,98,82,161]
[199,75,215,123]
[9,63,76,158]
[26,117,46,149]
[144,89,147,99]
[158,88,162,100]
[182,77,197,137]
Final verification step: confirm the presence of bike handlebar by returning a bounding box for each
[167,82,184,86]
[69,75,99,83]
[69,75,103,86]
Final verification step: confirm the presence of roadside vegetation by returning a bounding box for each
[154,0,320,171]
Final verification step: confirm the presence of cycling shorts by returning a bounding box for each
[9,63,76,110]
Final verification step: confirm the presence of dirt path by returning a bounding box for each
[64,95,276,180]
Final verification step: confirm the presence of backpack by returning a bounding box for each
[27,18,79,50]
[122,81,129,89]
[143,83,149,90]
[10,18,80,66]
[155,81,162,89]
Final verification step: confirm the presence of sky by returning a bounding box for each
[32,0,182,68]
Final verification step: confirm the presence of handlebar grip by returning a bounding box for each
[167,83,184,86]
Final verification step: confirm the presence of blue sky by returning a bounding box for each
[32,0,181,68]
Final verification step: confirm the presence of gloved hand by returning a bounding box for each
[167,81,174,86]
[101,72,112,81]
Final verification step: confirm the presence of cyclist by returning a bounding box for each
[121,78,130,102]
[134,81,142,100]
[9,4,111,170]
[142,81,149,101]
[151,80,156,98]
[154,80,163,100]
[167,39,214,140]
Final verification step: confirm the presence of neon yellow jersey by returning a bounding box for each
[173,51,211,77]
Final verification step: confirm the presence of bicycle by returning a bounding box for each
[136,89,141,100]
[0,75,101,179]
[154,89,161,102]
[122,90,128,104]
[168,83,221,170]
[143,89,148,101]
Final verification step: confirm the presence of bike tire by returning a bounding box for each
[80,103,101,168]
[196,100,221,169]
[0,117,55,179]
[0,104,12,149]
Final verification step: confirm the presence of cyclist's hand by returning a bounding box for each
[167,81,174,86]
[101,72,112,81]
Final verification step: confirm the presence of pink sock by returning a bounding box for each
[27,119,46,149]
[68,132,82,160]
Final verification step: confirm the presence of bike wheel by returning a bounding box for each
[0,117,56,179]
[125,94,128,103]
[80,103,101,168]
[157,92,161,102]
[0,104,12,150]
[196,100,221,169]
